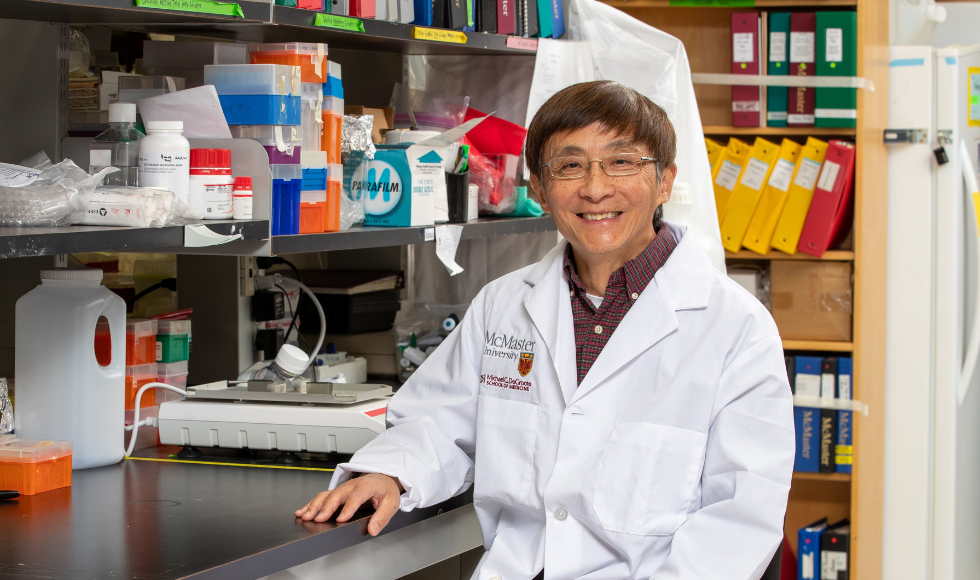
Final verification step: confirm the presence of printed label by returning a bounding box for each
[767,158,796,192]
[838,374,852,400]
[821,551,847,578]
[821,373,836,398]
[733,32,754,63]
[732,101,761,112]
[767,111,788,121]
[826,28,843,62]
[795,374,822,397]
[506,37,538,51]
[814,108,857,119]
[787,114,815,125]
[0,163,42,188]
[714,159,742,191]
[156,341,163,362]
[969,68,980,126]
[203,184,233,215]
[739,157,770,191]
[790,31,815,63]
[89,149,112,171]
[817,159,841,191]
[794,158,822,191]
[769,32,786,62]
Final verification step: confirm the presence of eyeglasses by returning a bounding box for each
[542,153,658,179]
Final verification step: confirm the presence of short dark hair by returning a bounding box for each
[524,80,677,180]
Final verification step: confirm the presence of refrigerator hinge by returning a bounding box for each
[884,129,930,144]
[937,129,954,145]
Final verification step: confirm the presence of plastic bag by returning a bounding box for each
[389,83,470,132]
[0,378,11,434]
[341,114,375,228]
[471,152,520,214]
[0,159,114,227]
[393,301,470,383]
[68,29,91,78]
[76,186,202,227]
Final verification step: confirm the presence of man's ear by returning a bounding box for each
[658,163,677,206]
[530,173,550,213]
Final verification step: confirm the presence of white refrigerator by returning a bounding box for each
[884,44,980,580]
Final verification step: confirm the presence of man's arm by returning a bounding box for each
[297,292,487,528]
[651,333,795,580]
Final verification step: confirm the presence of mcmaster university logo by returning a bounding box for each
[518,352,533,377]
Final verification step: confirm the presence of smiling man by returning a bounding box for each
[296,81,795,580]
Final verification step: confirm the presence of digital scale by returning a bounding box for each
[158,381,391,456]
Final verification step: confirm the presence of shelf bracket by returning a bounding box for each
[184,224,243,248]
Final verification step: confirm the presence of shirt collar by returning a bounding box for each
[562,225,678,299]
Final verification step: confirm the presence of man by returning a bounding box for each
[297,81,795,579]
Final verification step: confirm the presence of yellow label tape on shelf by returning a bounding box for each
[414,27,467,43]
[314,13,366,32]
[134,0,245,18]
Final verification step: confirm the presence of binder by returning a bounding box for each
[398,0,415,23]
[798,518,829,580]
[742,138,802,255]
[350,0,375,17]
[771,137,828,254]
[821,356,838,399]
[706,138,725,172]
[447,0,468,29]
[462,0,474,30]
[788,12,816,127]
[785,354,796,393]
[767,12,791,127]
[815,11,857,128]
[475,0,495,31]
[731,12,761,127]
[819,408,837,473]
[550,0,564,38]
[795,355,823,397]
[432,0,446,26]
[797,140,856,257]
[713,138,752,223]
[720,137,781,252]
[496,0,515,34]
[413,0,432,24]
[794,407,820,472]
[537,0,552,38]
[836,357,853,473]
[820,520,851,580]
[524,0,538,37]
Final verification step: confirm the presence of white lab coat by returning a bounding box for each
[331,223,795,580]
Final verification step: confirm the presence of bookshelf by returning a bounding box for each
[607,1,888,578]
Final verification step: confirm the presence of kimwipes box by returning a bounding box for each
[770,261,852,341]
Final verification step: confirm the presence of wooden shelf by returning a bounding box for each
[794,472,852,483]
[704,126,857,137]
[726,249,855,261]
[782,340,854,352]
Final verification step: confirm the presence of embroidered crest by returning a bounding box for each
[518,352,534,377]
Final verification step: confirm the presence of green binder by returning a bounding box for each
[767,12,791,128]
[537,0,553,38]
[815,11,857,128]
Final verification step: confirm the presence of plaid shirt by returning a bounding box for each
[563,227,678,385]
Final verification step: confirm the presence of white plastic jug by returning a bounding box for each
[15,268,126,469]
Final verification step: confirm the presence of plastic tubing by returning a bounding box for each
[125,382,187,458]
[278,277,326,370]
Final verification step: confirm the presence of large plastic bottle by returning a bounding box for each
[89,102,145,186]
[138,120,191,207]
[14,269,126,470]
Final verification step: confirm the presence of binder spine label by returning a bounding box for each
[767,111,788,121]
[715,160,742,191]
[821,551,847,576]
[815,108,857,119]
[817,159,841,191]
[770,32,786,62]
[796,374,821,397]
[733,32,754,62]
[790,32,815,63]
[787,113,815,124]
[839,374,851,399]
[794,157,822,190]
[733,101,761,112]
[740,157,770,191]
[826,28,843,62]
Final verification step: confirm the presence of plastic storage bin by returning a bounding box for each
[321,95,344,164]
[301,105,323,153]
[248,43,327,83]
[157,360,188,389]
[325,163,342,232]
[219,95,302,126]
[302,167,327,190]
[126,319,158,366]
[204,64,301,95]
[229,125,303,164]
[272,164,303,236]
[0,437,73,495]
[126,363,158,410]
[118,75,185,104]
[156,320,191,363]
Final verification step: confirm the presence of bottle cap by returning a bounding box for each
[145,121,184,132]
[108,103,136,123]
[40,268,103,282]
[234,176,253,191]
[275,344,308,376]
[190,149,232,169]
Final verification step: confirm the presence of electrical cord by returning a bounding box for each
[278,277,325,370]
[131,278,177,305]
[124,382,187,458]
[258,257,306,352]
[275,283,312,354]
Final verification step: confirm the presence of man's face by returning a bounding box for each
[530,123,674,262]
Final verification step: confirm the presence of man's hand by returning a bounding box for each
[294,473,403,536]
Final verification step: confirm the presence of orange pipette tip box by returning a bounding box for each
[0,437,73,495]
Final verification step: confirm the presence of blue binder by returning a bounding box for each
[794,407,820,472]
[798,518,829,580]
[836,357,853,473]
[794,356,823,397]
[412,0,432,25]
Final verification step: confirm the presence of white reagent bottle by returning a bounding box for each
[138,121,191,208]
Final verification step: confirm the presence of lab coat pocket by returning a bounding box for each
[474,395,540,506]
[593,423,707,536]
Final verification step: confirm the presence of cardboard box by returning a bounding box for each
[345,105,394,143]
[770,261,852,341]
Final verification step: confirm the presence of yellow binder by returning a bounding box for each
[770,137,830,255]
[706,138,725,172]
[741,139,804,255]
[720,138,782,253]
[713,138,752,223]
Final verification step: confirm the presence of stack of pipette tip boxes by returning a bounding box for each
[156,320,191,400]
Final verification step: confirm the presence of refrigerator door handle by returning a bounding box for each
[958,139,980,406]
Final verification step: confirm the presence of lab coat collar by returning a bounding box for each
[523,223,714,405]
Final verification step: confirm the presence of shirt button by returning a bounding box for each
[489,576,502,580]
[631,292,639,300]
[569,290,574,298]
[594,325,603,335]
[554,507,568,521]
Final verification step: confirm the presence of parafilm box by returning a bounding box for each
[358,144,444,227]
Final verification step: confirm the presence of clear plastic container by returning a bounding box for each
[156,319,191,363]
[322,96,344,164]
[133,260,177,318]
[219,95,302,125]
[157,360,188,394]
[229,125,303,143]
[248,43,327,83]
[272,165,303,236]
[204,64,301,96]
[126,318,158,366]
[299,82,323,101]
[326,163,343,232]
[120,76,188,91]
[0,438,73,495]
[301,103,323,153]
[126,363,158,410]
[15,268,126,470]
[239,344,310,392]
[89,103,145,187]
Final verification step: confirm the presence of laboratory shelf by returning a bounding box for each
[0,219,269,259]
[793,472,852,483]
[271,215,556,254]
[782,339,854,352]
[0,0,537,56]
[703,126,858,137]
[601,0,856,8]
[725,249,855,261]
